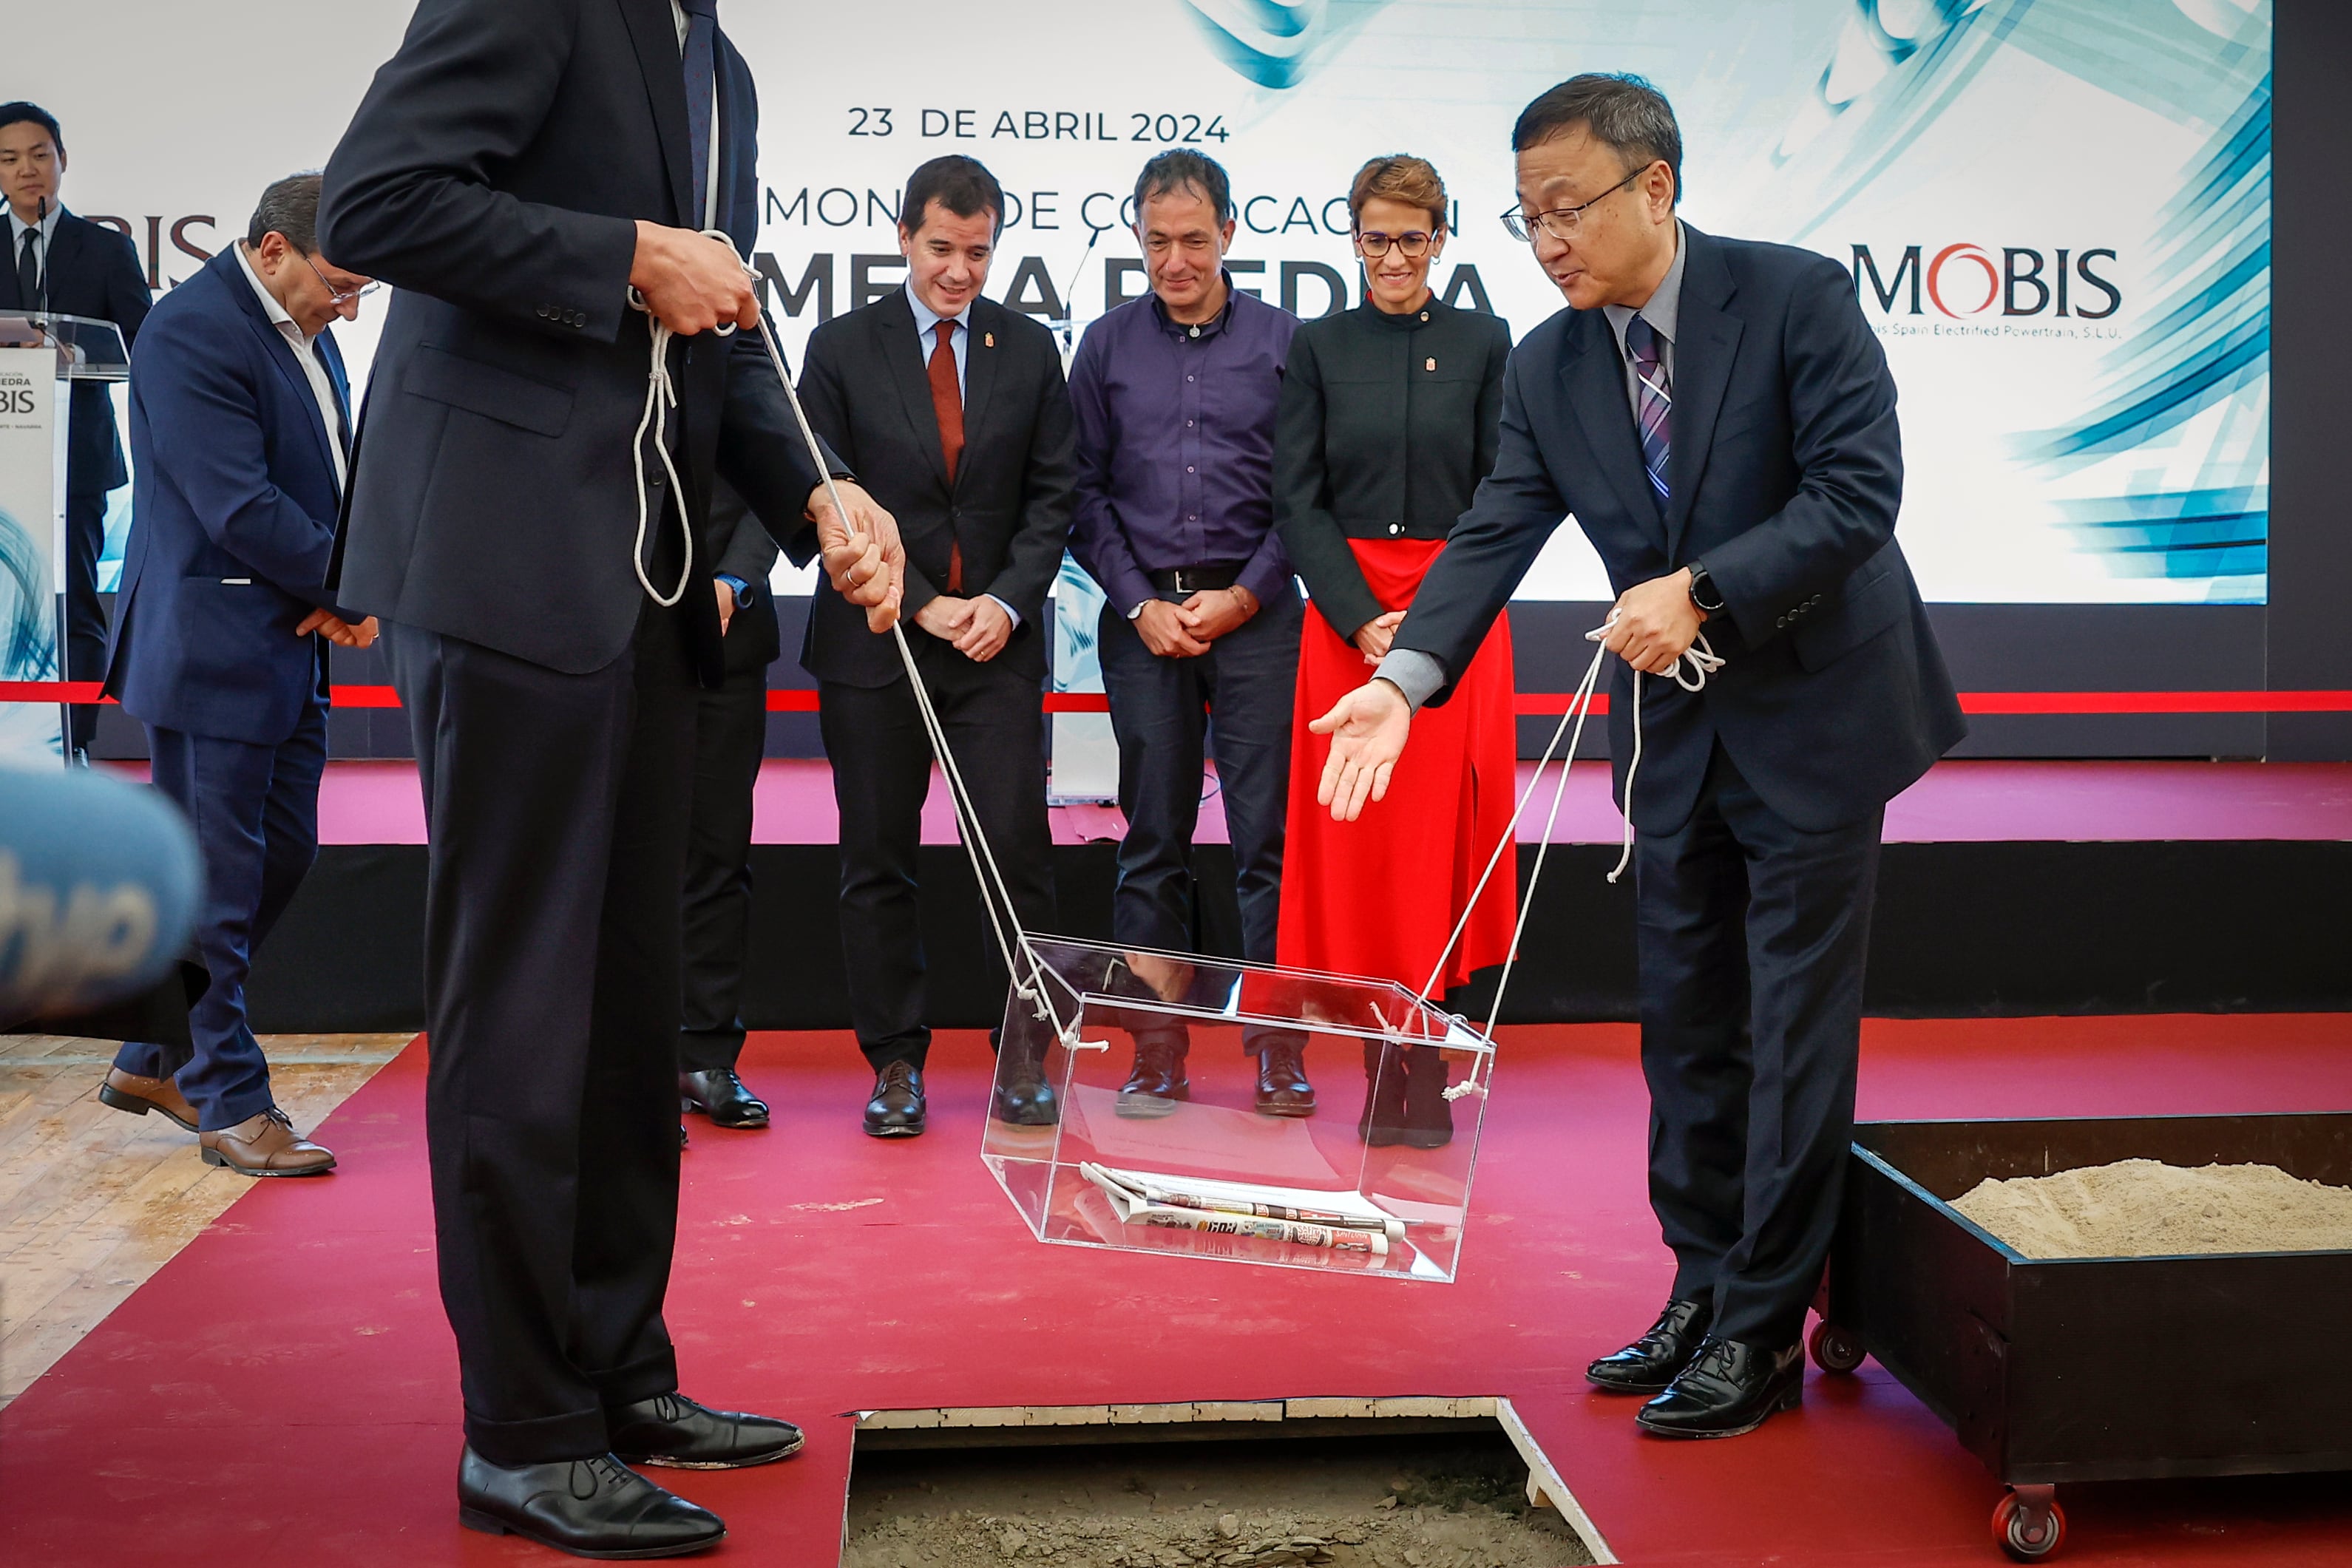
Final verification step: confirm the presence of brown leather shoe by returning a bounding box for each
[200,1107,336,1176]
[98,1068,200,1133]
[1253,1035,1316,1118]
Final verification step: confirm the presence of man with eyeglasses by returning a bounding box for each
[1315,74,1963,1439]
[96,172,378,1178]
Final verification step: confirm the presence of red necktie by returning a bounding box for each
[928,319,965,591]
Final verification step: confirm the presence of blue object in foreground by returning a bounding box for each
[0,765,202,1019]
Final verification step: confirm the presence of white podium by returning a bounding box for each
[0,313,129,764]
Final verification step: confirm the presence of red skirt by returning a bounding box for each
[1277,537,1517,994]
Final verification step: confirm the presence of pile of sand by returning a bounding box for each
[1951,1158,2352,1260]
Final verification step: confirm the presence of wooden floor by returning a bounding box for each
[0,1032,409,1410]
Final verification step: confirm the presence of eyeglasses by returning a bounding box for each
[1355,229,1437,258]
[1500,164,1652,243]
[302,253,382,306]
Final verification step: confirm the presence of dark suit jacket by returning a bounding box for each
[1397,225,1965,835]
[317,0,836,684]
[0,209,152,495]
[795,291,1077,688]
[104,248,350,746]
[708,478,780,676]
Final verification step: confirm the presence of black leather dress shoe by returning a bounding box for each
[679,1068,770,1130]
[1253,1035,1316,1117]
[991,1063,1060,1125]
[458,1446,723,1559]
[1636,1337,1806,1438]
[864,1060,926,1138]
[609,1391,806,1470]
[1588,1297,1716,1393]
[1116,1034,1190,1119]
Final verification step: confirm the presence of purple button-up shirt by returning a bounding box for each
[1068,277,1300,616]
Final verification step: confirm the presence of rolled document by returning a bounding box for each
[1079,1163,1403,1248]
[1131,1203,1386,1255]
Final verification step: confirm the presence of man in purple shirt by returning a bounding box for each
[1070,150,1311,1119]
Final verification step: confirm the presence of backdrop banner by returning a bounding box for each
[20,0,2271,612]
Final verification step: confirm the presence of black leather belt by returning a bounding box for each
[1147,564,1244,594]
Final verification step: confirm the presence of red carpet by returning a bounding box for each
[5,1016,2351,1566]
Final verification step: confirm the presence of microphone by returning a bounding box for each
[0,767,202,1022]
[34,192,50,319]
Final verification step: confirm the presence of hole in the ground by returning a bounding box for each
[840,1399,1605,1567]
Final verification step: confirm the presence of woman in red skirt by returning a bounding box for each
[1274,155,1516,1146]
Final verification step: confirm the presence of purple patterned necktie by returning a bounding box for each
[1626,313,1672,503]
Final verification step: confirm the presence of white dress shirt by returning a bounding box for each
[233,242,347,491]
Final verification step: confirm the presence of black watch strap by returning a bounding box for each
[1688,563,1726,615]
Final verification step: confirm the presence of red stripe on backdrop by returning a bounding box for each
[4,682,2351,716]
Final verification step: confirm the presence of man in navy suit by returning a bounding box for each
[0,103,155,757]
[1317,75,1964,1439]
[98,173,377,1178]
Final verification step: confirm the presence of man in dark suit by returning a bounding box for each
[96,173,375,1176]
[1317,75,1964,1439]
[319,0,902,1555]
[0,103,154,758]
[796,155,1074,1138]
[677,478,779,1131]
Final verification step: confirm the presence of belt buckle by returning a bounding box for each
[1171,568,1199,594]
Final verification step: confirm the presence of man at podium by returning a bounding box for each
[0,102,154,760]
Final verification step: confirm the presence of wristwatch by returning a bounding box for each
[1687,563,1726,617]
[716,572,754,608]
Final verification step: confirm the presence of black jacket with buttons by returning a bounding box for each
[1272,296,1511,641]
[319,0,839,682]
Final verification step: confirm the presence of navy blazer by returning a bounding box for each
[1397,225,1965,835]
[0,209,153,495]
[320,0,833,685]
[105,247,351,746]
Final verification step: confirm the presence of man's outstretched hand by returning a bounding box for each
[809,480,904,631]
[1310,678,1413,821]
[630,223,759,337]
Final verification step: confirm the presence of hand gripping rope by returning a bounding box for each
[1414,612,1723,1090]
[631,245,1074,1046]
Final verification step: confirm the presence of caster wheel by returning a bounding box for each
[1807,1319,1865,1375]
[1993,1491,2066,1561]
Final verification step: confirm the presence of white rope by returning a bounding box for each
[625,231,748,609]
[1411,610,1724,1051]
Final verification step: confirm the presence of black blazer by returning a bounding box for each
[795,291,1077,688]
[318,0,836,683]
[0,210,152,495]
[1274,296,1511,641]
[1397,225,1965,835]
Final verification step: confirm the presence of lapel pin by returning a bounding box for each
[985,331,996,348]
[1425,356,1437,371]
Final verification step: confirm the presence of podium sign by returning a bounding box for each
[0,345,65,763]
[0,315,130,765]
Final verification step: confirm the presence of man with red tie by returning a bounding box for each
[796,155,1077,1138]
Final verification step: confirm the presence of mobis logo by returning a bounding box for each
[1851,243,2122,319]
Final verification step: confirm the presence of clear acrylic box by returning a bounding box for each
[981,937,1493,1283]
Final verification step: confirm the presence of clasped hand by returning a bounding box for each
[1133,586,1257,659]
[296,608,377,648]
[913,594,1013,661]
